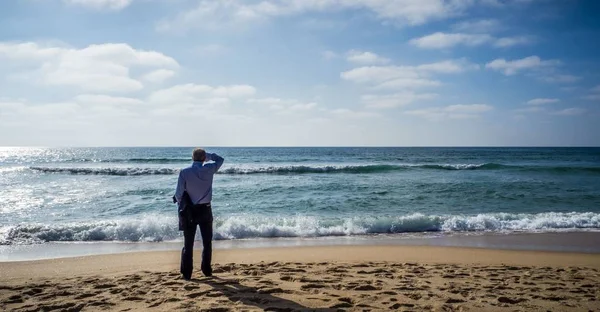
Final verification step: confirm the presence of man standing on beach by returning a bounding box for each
[175,148,224,279]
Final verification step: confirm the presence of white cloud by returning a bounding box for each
[23,102,83,116]
[248,97,317,113]
[373,78,441,90]
[515,104,586,117]
[560,86,578,92]
[485,55,559,76]
[581,85,600,100]
[158,0,474,32]
[452,19,502,33]
[362,92,438,109]
[539,74,580,84]
[493,36,534,47]
[405,104,493,121]
[410,32,533,49]
[142,69,176,84]
[582,94,600,101]
[74,94,144,106]
[514,106,546,114]
[0,42,179,93]
[526,98,559,105]
[341,66,421,84]
[404,108,444,120]
[485,56,576,84]
[63,0,132,10]
[212,85,257,98]
[322,50,338,60]
[0,100,27,117]
[148,84,256,108]
[0,99,83,120]
[346,50,390,65]
[416,59,480,73]
[196,44,228,55]
[341,59,478,85]
[444,104,493,113]
[330,108,380,119]
[343,59,477,110]
[551,108,586,116]
[410,32,493,49]
[481,0,546,8]
[341,58,477,99]
[290,102,318,111]
[247,98,291,106]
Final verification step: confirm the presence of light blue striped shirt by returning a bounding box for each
[175,153,224,204]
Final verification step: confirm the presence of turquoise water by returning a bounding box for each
[1,147,599,245]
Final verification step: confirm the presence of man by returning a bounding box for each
[175,148,224,279]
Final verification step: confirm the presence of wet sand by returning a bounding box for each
[3,231,600,262]
[1,245,600,311]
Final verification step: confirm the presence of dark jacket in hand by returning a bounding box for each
[173,191,193,231]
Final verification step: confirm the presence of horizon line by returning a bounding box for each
[1,145,599,148]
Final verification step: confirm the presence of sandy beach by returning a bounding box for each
[1,245,600,311]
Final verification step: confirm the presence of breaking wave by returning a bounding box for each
[30,167,178,176]
[2,212,599,245]
[29,163,600,176]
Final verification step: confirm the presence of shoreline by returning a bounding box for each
[1,245,600,311]
[2,231,600,262]
[3,244,600,281]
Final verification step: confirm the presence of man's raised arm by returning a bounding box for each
[207,153,225,172]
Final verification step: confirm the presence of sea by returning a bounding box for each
[1,147,600,260]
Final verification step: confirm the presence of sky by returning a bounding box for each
[0,0,599,147]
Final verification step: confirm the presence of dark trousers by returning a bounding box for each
[180,203,213,279]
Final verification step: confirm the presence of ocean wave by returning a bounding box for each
[29,167,178,176]
[218,164,408,174]
[2,212,599,245]
[0,166,26,174]
[420,163,507,170]
[28,163,600,176]
[98,158,190,163]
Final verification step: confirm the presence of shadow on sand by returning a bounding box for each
[188,276,336,312]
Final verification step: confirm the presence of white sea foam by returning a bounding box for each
[27,163,600,176]
[2,212,599,245]
[0,166,26,174]
[30,167,179,176]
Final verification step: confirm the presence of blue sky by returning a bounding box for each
[0,0,599,146]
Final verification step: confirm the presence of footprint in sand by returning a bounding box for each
[300,283,327,290]
[123,296,145,301]
[183,284,199,291]
[257,287,288,294]
[204,308,230,312]
[497,296,527,304]
[87,299,114,307]
[23,288,44,296]
[329,302,353,308]
[74,292,99,300]
[94,283,117,289]
[390,303,415,309]
[5,295,24,304]
[187,291,209,298]
[352,285,381,291]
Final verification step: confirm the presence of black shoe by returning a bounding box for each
[182,274,191,280]
[203,271,212,277]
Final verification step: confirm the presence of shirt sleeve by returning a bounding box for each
[175,170,185,203]
[209,153,225,173]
